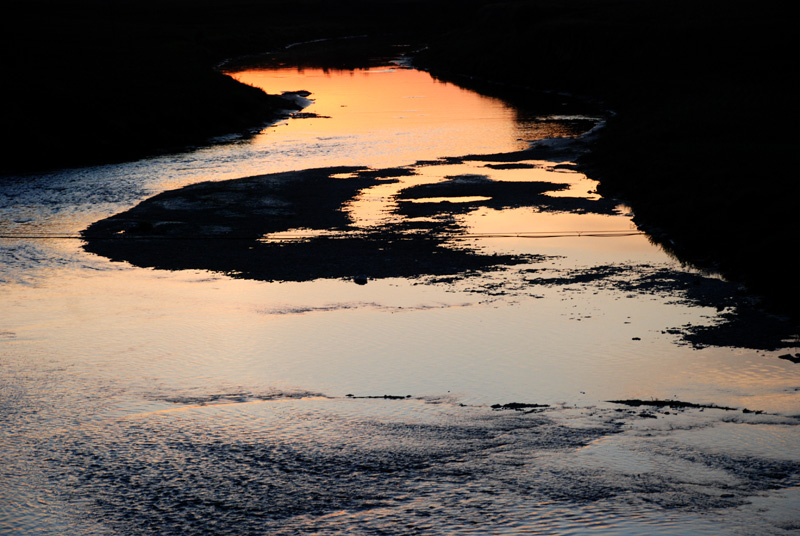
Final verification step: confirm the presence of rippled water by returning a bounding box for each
[1,64,799,535]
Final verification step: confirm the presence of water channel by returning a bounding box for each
[1,62,799,535]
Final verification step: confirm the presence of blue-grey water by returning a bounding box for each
[1,64,799,535]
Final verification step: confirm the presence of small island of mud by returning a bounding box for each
[81,143,624,284]
[81,164,533,283]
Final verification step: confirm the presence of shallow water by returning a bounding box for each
[1,64,799,535]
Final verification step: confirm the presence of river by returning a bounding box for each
[1,61,799,535]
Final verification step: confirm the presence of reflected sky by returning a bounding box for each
[2,63,797,410]
[230,66,528,155]
[1,63,797,410]
[2,62,799,536]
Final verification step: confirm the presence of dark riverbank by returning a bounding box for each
[5,0,797,316]
[2,1,285,173]
[0,0,462,173]
[412,0,798,315]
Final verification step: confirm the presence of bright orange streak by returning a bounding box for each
[228,66,523,154]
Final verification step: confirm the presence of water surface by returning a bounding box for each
[1,64,799,535]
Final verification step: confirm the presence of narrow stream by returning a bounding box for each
[1,63,798,535]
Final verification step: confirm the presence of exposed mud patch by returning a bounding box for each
[395,173,618,218]
[82,166,534,282]
[521,263,799,351]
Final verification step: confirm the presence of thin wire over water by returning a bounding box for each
[0,230,644,240]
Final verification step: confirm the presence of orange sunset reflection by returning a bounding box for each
[226,65,651,255]
[227,66,528,163]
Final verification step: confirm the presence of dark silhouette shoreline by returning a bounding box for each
[411,0,797,315]
[0,0,458,173]
[4,0,797,316]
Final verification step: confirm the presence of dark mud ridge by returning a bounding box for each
[81,150,618,284]
[521,263,800,352]
[82,167,526,282]
[779,353,800,364]
[491,402,549,412]
[346,394,413,400]
[609,399,764,414]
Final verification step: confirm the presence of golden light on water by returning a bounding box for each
[2,62,799,536]
[228,66,527,164]
[230,66,511,129]
[226,66,636,246]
